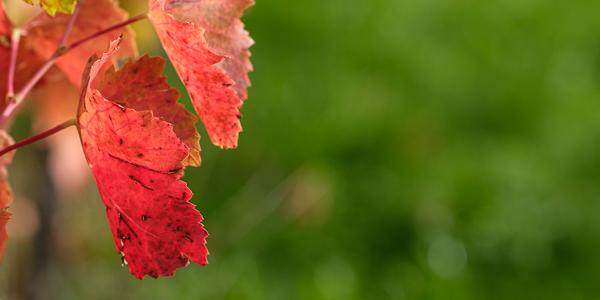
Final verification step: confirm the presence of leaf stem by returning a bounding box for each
[59,1,81,47]
[7,28,22,101]
[65,13,148,52]
[0,118,77,158]
[0,11,147,127]
[0,4,82,127]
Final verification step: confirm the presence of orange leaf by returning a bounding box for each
[0,130,16,265]
[22,0,138,89]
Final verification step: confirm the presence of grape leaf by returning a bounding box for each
[22,0,138,89]
[77,39,208,279]
[161,0,255,100]
[98,54,201,167]
[0,130,15,265]
[149,0,245,149]
[0,0,138,119]
[20,0,139,194]
[22,0,77,17]
[0,213,8,265]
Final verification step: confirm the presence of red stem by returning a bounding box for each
[59,1,81,47]
[0,4,82,127]
[0,12,148,127]
[0,118,77,158]
[17,2,83,100]
[65,13,148,52]
[7,28,21,100]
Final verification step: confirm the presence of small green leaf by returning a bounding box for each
[22,0,77,17]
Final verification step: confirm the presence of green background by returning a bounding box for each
[3,0,600,299]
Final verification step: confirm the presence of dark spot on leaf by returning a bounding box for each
[119,138,123,145]
[129,176,154,191]
[120,217,138,239]
[183,236,193,242]
[168,168,183,174]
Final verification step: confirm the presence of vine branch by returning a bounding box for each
[65,13,148,52]
[7,28,22,101]
[0,119,77,158]
[0,11,147,127]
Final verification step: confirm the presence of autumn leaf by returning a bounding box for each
[77,39,208,279]
[22,0,138,89]
[0,2,29,265]
[0,0,139,121]
[0,130,16,265]
[22,0,77,17]
[162,0,255,100]
[21,0,139,194]
[149,0,247,149]
[0,213,8,265]
[0,8,19,265]
[98,54,201,167]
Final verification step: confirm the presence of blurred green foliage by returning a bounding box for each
[4,0,600,299]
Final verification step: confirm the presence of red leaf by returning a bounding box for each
[98,54,202,167]
[21,0,140,193]
[161,0,255,100]
[77,39,208,279]
[0,130,15,265]
[22,0,138,89]
[149,0,245,149]
[0,213,9,265]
